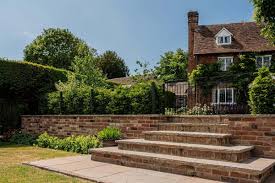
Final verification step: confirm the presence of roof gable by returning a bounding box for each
[215,28,233,37]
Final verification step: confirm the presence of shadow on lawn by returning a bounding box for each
[0,142,30,148]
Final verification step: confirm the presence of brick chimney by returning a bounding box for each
[188,11,199,73]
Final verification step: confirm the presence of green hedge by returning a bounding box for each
[43,82,163,115]
[0,60,68,98]
[0,60,68,131]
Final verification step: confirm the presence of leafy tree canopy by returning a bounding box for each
[24,28,95,70]
[251,0,275,44]
[96,50,129,79]
[133,60,156,82]
[71,55,107,87]
[155,49,188,82]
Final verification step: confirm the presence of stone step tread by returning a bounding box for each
[159,123,229,126]
[144,131,232,138]
[91,147,275,173]
[116,139,254,153]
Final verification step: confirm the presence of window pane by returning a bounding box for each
[256,57,263,68]
[219,58,226,71]
[225,58,233,70]
[263,56,271,67]
[226,89,233,103]
[218,37,223,43]
[219,89,226,103]
[224,36,230,43]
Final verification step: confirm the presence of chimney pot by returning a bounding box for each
[188,11,199,24]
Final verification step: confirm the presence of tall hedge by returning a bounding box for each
[0,60,68,131]
[248,67,275,114]
[0,60,68,99]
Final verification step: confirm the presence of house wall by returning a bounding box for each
[196,53,240,65]
[22,115,275,158]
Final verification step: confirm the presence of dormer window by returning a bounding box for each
[215,28,233,45]
[217,36,231,45]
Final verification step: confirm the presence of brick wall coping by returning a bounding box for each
[169,114,275,118]
[21,114,166,117]
[21,114,275,118]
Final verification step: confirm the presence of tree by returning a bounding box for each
[24,28,94,70]
[96,50,129,79]
[251,0,275,44]
[71,55,107,87]
[155,49,188,82]
[248,67,275,114]
[133,60,155,82]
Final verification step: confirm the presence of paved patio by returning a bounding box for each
[24,155,275,183]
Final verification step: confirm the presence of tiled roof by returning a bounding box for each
[194,22,275,55]
[108,77,135,85]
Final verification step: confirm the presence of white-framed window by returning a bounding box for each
[218,57,233,71]
[256,55,272,68]
[212,87,236,105]
[215,28,233,45]
[217,36,231,45]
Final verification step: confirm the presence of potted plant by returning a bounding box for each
[97,127,122,147]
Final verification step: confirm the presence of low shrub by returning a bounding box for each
[186,104,212,115]
[97,127,122,141]
[36,132,102,154]
[249,67,275,114]
[9,131,37,145]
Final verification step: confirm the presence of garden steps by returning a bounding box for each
[90,122,275,182]
[144,131,232,145]
[158,123,229,133]
[117,139,253,162]
[90,147,275,183]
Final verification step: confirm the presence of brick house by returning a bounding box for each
[187,11,275,110]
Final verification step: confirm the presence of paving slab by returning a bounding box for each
[24,155,222,183]
[117,139,254,153]
[144,131,232,138]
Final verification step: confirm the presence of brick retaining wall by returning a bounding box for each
[21,114,275,158]
[21,115,168,139]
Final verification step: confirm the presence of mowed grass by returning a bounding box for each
[0,143,92,183]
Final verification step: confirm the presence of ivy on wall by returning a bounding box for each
[188,53,273,106]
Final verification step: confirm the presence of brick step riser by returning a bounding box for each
[144,134,231,146]
[158,125,228,133]
[118,143,251,162]
[91,151,273,183]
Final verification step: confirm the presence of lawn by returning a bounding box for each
[0,143,92,183]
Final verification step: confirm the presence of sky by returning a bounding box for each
[0,0,253,73]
